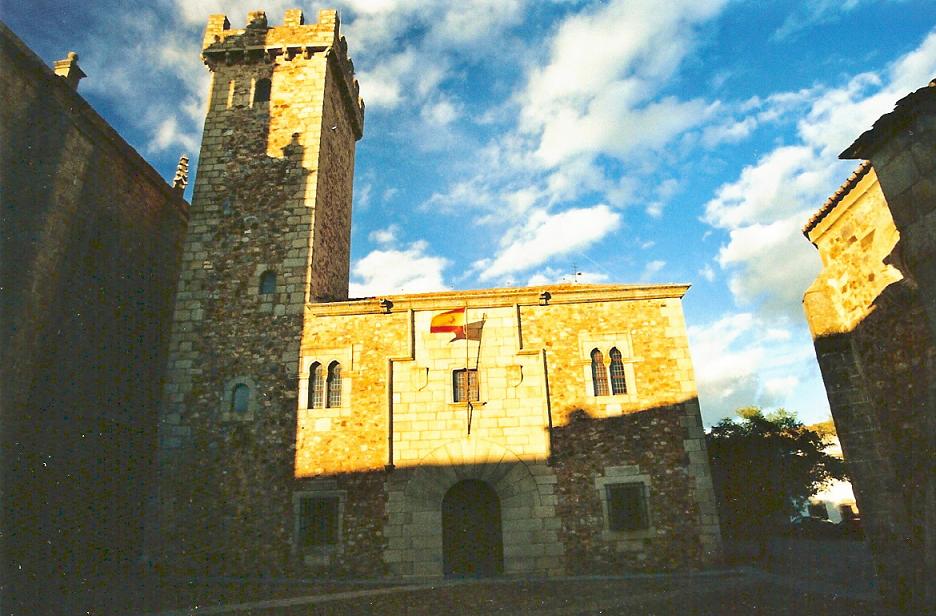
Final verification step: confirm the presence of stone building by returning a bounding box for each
[0,23,189,613]
[156,9,721,578]
[803,81,936,615]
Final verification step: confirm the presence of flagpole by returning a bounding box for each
[465,305,471,435]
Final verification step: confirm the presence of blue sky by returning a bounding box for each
[7,1,935,426]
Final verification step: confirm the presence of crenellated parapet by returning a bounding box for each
[202,8,364,138]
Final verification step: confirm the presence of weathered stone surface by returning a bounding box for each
[157,9,364,575]
[157,10,720,580]
[0,23,188,613]
[805,158,936,615]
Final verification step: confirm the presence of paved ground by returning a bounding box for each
[137,569,885,616]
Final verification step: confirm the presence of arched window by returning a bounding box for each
[609,347,627,395]
[254,78,271,103]
[308,362,323,409]
[326,361,341,408]
[591,349,609,396]
[259,270,276,295]
[231,383,250,413]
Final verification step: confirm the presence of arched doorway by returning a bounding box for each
[442,479,504,576]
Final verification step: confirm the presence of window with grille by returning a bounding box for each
[308,362,323,408]
[606,483,649,531]
[591,349,609,396]
[326,362,341,408]
[298,496,339,547]
[453,369,479,403]
[609,347,627,395]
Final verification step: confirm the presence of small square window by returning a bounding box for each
[606,483,649,532]
[453,369,479,403]
[298,496,340,547]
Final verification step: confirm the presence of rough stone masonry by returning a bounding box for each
[157,8,721,578]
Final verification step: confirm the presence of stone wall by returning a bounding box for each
[298,285,721,577]
[155,9,719,581]
[804,161,936,614]
[156,9,364,574]
[0,23,189,613]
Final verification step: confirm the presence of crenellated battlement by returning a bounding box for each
[202,8,363,134]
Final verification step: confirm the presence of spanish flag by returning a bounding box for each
[430,308,484,341]
[430,307,466,336]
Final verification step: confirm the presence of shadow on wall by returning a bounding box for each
[1,24,188,616]
[808,277,935,613]
[160,396,716,586]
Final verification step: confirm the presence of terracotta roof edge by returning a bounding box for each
[802,160,873,237]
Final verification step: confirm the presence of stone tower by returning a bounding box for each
[157,8,364,572]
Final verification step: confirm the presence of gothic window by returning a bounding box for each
[259,270,276,295]
[308,362,323,409]
[453,369,479,403]
[591,349,609,396]
[254,78,271,103]
[606,483,649,532]
[231,383,250,413]
[326,361,341,408]
[609,347,627,395]
[297,495,340,547]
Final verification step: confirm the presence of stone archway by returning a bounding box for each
[442,479,504,576]
[383,438,565,577]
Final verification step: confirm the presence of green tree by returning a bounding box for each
[706,407,847,540]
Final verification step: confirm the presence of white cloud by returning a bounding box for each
[764,376,800,398]
[355,181,373,209]
[349,241,450,296]
[772,0,864,41]
[715,214,821,314]
[645,178,679,218]
[700,116,757,147]
[704,145,833,229]
[640,260,666,281]
[699,264,716,282]
[526,267,609,286]
[688,313,819,424]
[521,0,726,166]
[478,205,621,280]
[148,116,199,154]
[356,49,418,108]
[702,31,936,319]
[421,98,459,125]
[368,224,399,245]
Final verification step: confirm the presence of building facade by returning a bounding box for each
[155,9,721,578]
[0,23,189,614]
[803,81,936,615]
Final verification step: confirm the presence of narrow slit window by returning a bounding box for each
[609,347,627,395]
[231,383,250,413]
[254,78,271,103]
[326,362,341,408]
[453,369,479,403]
[591,349,609,396]
[259,270,276,295]
[308,362,323,409]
